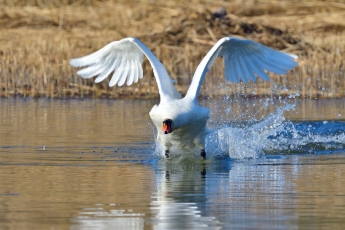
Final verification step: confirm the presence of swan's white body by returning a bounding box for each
[70,37,297,158]
[150,98,210,152]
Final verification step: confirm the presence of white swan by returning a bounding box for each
[70,37,298,159]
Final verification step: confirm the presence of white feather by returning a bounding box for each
[110,58,126,87]
[95,54,118,83]
[132,59,139,83]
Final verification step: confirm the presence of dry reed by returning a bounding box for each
[0,0,344,98]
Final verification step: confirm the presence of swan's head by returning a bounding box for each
[162,119,173,134]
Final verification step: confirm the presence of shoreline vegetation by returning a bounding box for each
[0,0,344,99]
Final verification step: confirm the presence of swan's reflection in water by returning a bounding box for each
[151,200,221,229]
[70,205,144,230]
[71,201,220,230]
[70,160,222,229]
[150,161,221,229]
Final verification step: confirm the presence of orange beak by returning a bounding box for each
[162,123,172,134]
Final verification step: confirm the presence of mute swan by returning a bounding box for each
[70,37,298,159]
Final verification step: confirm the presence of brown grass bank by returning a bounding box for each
[0,0,344,98]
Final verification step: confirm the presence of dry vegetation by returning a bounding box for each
[0,0,344,98]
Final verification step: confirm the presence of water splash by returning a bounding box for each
[206,101,295,159]
[205,96,345,160]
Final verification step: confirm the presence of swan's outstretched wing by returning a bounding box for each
[186,37,298,100]
[70,37,181,99]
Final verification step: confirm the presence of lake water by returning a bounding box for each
[1,97,345,229]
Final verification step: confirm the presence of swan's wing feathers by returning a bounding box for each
[186,37,298,100]
[264,47,297,70]
[220,38,297,83]
[94,53,119,83]
[70,37,181,99]
[69,42,115,67]
[70,39,144,87]
[238,55,256,82]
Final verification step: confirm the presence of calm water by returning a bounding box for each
[1,98,345,229]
